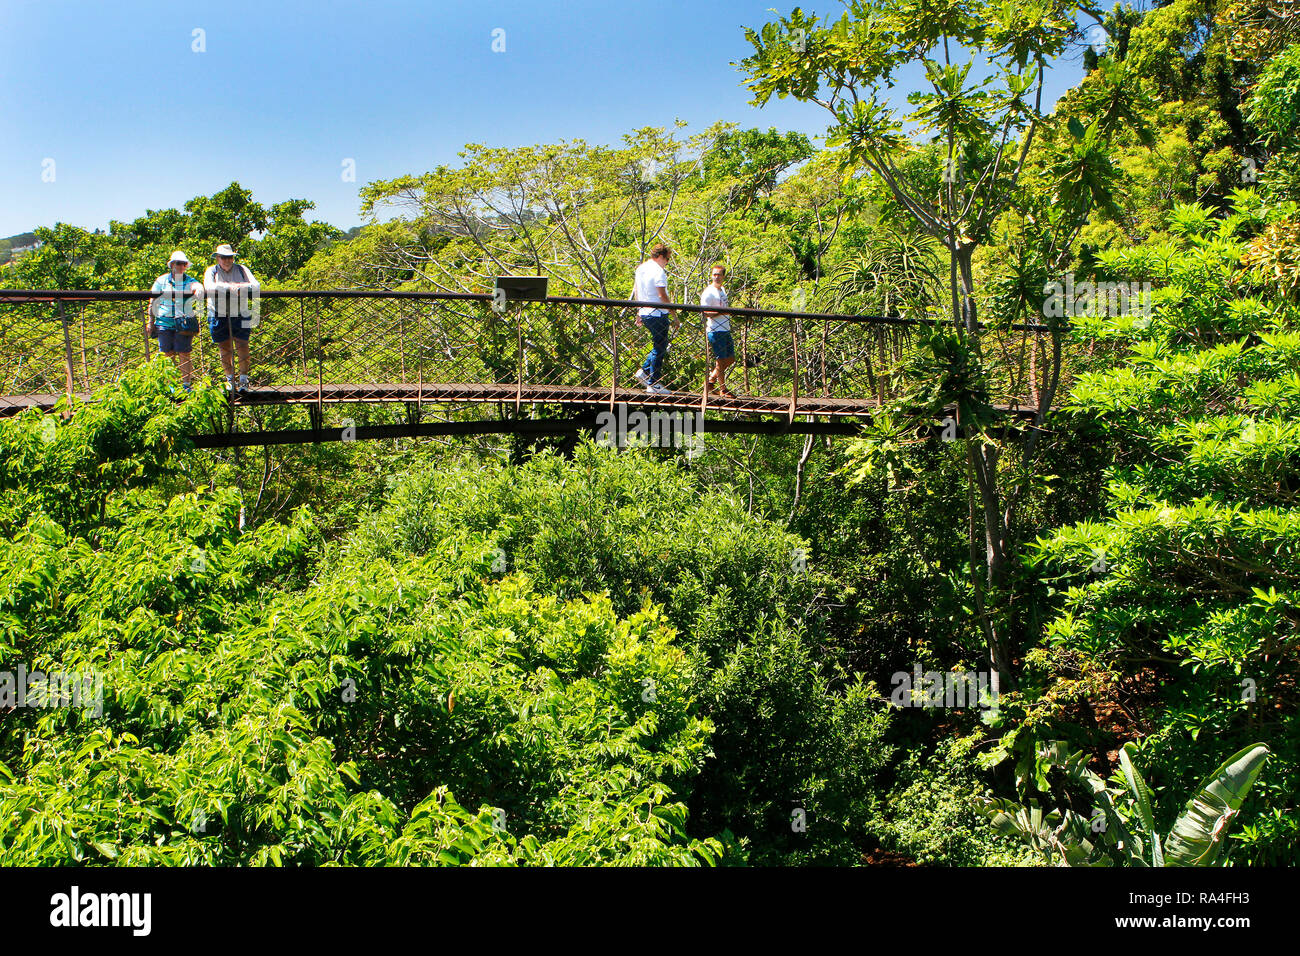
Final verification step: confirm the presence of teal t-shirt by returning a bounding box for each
[150,272,203,330]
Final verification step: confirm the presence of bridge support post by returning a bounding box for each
[314,296,324,432]
[298,301,309,384]
[788,327,799,426]
[397,301,408,383]
[515,304,524,417]
[609,308,618,412]
[416,302,424,423]
[58,300,76,404]
[742,320,750,394]
[821,321,828,398]
[699,325,709,419]
[78,304,89,386]
[405,400,420,438]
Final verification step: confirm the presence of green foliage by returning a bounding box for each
[700,127,814,208]
[828,230,944,316]
[0,377,725,865]
[0,359,225,536]
[983,741,1270,866]
[1022,195,1300,863]
[0,183,339,290]
[344,440,896,862]
[4,1,1297,870]
[878,735,1041,867]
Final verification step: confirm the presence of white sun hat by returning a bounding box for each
[214,244,237,258]
[167,250,191,265]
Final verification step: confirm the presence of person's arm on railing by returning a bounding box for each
[186,277,205,331]
[203,265,218,313]
[147,277,162,319]
[239,266,261,323]
[207,264,260,317]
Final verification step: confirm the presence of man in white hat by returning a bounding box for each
[147,251,203,392]
[203,244,260,392]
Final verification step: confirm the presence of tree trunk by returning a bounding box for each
[953,244,1016,684]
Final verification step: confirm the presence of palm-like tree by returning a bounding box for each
[824,232,945,402]
[828,231,944,318]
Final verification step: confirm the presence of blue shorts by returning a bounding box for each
[210,315,252,344]
[156,328,194,353]
[708,330,735,361]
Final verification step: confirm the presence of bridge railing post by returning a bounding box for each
[315,295,323,429]
[821,320,829,398]
[699,311,709,418]
[142,293,152,363]
[515,302,523,416]
[789,324,799,426]
[298,300,308,385]
[78,302,89,388]
[58,299,75,402]
[609,306,619,412]
[398,299,408,383]
[416,298,424,421]
[741,318,750,395]
[195,296,205,384]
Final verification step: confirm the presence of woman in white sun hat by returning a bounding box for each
[146,251,204,392]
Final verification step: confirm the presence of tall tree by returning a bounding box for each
[740,1,1130,680]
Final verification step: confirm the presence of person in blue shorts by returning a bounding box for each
[204,244,260,393]
[147,251,203,392]
[700,264,735,397]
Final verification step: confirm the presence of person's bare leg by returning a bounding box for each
[176,350,193,385]
[235,339,251,378]
[218,340,235,380]
[717,357,734,391]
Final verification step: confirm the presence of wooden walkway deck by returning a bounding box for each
[2,382,1037,419]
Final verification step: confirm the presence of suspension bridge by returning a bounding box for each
[0,289,1059,447]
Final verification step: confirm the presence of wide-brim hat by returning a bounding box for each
[214,244,237,258]
[168,250,191,265]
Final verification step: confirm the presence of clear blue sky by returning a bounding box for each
[0,0,1090,238]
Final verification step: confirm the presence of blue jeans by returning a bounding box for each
[640,312,670,385]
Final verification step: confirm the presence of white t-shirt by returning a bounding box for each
[701,284,730,333]
[634,259,669,316]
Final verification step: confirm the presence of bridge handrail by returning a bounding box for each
[0,289,1058,333]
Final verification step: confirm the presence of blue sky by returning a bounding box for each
[0,0,1092,238]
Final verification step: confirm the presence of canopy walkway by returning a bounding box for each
[0,290,1057,446]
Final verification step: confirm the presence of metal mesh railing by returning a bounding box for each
[0,290,1058,417]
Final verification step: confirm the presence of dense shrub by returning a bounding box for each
[345,442,896,861]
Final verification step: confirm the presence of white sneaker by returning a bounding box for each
[633,368,650,386]
[648,383,672,395]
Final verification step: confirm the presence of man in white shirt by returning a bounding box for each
[204,244,261,393]
[632,243,676,394]
[701,264,735,397]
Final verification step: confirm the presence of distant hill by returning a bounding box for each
[0,232,39,265]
